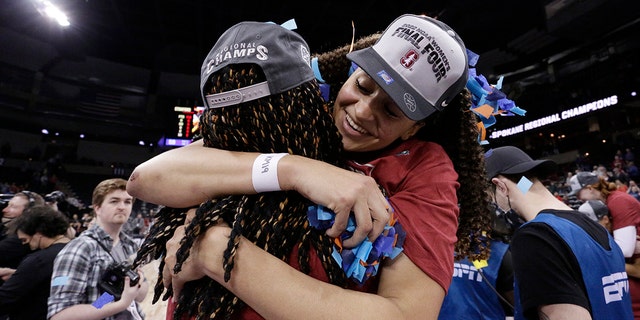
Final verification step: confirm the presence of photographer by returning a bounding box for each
[44,190,78,239]
[48,178,148,320]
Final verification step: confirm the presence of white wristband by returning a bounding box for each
[251,153,288,193]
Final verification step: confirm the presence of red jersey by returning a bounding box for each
[167,138,460,319]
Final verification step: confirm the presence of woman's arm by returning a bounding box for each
[626,257,640,278]
[127,140,390,246]
[538,304,592,320]
[127,140,254,207]
[164,226,443,320]
[613,226,636,258]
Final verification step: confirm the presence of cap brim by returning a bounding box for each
[347,49,438,121]
[490,159,557,179]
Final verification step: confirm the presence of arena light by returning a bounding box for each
[34,0,70,27]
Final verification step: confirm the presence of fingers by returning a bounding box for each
[369,194,391,238]
[121,276,143,303]
[327,194,391,249]
[162,262,172,288]
[121,277,133,302]
[172,276,184,298]
[163,226,184,289]
[325,206,349,238]
[340,201,372,248]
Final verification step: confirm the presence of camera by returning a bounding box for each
[99,261,140,300]
[44,190,66,203]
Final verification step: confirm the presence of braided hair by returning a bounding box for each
[417,89,493,262]
[135,63,348,319]
[134,30,492,319]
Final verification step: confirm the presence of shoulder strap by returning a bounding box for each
[86,234,116,261]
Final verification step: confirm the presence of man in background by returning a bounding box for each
[48,178,148,320]
[485,146,632,319]
[0,191,45,276]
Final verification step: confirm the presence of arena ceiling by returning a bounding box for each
[0,0,638,145]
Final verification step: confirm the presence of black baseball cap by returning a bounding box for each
[485,146,557,179]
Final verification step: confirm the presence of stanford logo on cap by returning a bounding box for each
[345,14,469,121]
[400,49,419,68]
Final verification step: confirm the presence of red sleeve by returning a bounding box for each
[608,191,640,231]
[372,141,459,291]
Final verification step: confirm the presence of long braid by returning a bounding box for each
[167,63,347,319]
[418,89,492,261]
[132,206,186,303]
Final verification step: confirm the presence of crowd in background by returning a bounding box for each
[543,147,640,209]
[1,145,638,243]
[0,146,640,231]
[0,138,638,319]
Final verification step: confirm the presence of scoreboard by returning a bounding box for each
[174,106,200,139]
[162,105,204,147]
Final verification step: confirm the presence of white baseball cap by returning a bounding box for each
[347,14,469,121]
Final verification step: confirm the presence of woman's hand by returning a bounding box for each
[129,140,390,248]
[626,256,640,278]
[279,155,390,248]
[163,225,232,297]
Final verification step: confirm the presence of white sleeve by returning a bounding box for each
[613,225,637,258]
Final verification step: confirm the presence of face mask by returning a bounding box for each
[503,206,526,231]
[491,202,526,234]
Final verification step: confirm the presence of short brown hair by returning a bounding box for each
[92,178,130,207]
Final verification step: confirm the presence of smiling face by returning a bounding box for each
[332,68,424,153]
[94,189,133,227]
